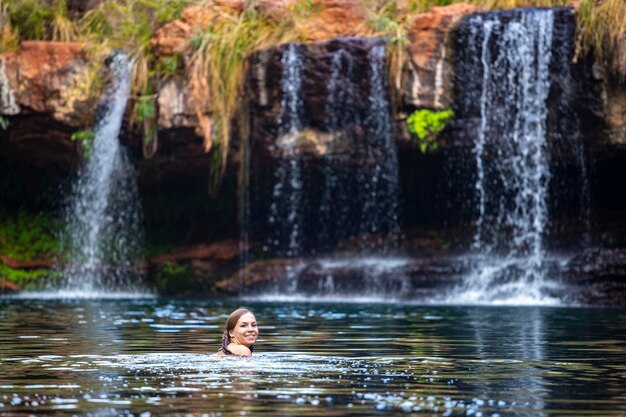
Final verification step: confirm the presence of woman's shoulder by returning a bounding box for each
[226,344,252,356]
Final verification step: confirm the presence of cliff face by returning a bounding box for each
[0,3,486,175]
[0,42,100,172]
[1,2,625,301]
[0,3,622,178]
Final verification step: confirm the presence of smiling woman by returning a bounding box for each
[217,307,258,357]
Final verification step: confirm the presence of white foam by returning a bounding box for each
[8,290,155,300]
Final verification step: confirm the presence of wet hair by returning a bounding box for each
[219,307,255,355]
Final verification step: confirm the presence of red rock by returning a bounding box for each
[256,0,297,15]
[148,239,241,264]
[0,255,52,269]
[215,258,300,292]
[215,0,245,12]
[1,41,99,127]
[0,279,20,295]
[405,3,481,109]
[150,20,192,56]
[301,0,368,41]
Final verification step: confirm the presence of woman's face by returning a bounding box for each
[229,312,258,347]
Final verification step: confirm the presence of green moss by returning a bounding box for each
[71,129,96,158]
[0,210,61,261]
[0,264,49,288]
[407,108,454,153]
[0,209,61,290]
[154,261,198,296]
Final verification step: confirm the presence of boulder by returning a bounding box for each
[0,41,106,175]
[0,41,100,127]
[151,6,218,56]
[157,77,200,130]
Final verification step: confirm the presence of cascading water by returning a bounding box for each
[450,9,566,304]
[317,48,355,247]
[318,44,401,251]
[267,43,305,259]
[249,39,405,298]
[358,44,401,247]
[52,54,147,297]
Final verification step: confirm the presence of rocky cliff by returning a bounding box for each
[0,1,625,302]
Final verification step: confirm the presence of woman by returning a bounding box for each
[218,307,258,356]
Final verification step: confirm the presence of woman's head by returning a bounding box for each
[221,307,258,350]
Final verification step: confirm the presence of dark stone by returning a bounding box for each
[218,255,470,301]
[561,249,626,305]
[247,37,388,163]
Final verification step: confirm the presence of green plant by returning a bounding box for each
[132,88,157,149]
[0,264,49,287]
[576,0,626,71]
[154,261,196,295]
[79,1,192,153]
[155,54,182,79]
[188,5,300,187]
[0,1,19,53]
[291,0,322,17]
[407,108,454,153]
[0,210,61,261]
[0,115,8,130]
[51,0,78,42]
[71,129,96,157]
[7,0,51,40]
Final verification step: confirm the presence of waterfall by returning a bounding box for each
[451,9,561,304]
[267,43,305,258]
[0,56,19,115]
[358,44,400,248]
[250,39,404,298]
[265,41,400,256]
[317,48,355,247]
[54,54,146,297]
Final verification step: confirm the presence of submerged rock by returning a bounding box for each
[216,255,468,300]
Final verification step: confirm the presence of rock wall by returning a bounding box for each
[404,3,481,109]
[2,4,623,176]
[0,41,99,127]
[0,2,625,301]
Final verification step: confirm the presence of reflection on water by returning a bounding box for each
[0,300,624,416]
[467,308,547,417]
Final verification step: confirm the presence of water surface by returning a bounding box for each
[1,300,624,416]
